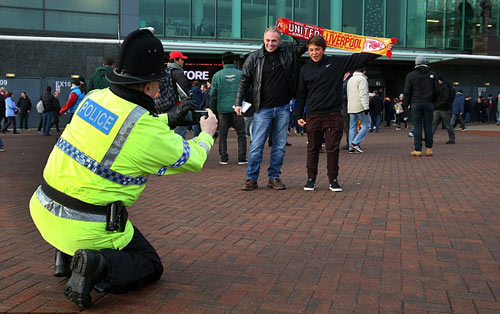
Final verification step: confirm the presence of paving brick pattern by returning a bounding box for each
[0,127,499,313]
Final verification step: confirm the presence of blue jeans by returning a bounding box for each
[371,114,381,131]
[174,126,188,139]
[246,104,290,180]
[192,124,201,137]
[42,112,54,135]
[497,111,500,124]
[411,103,433,151]
[349,112,371,147]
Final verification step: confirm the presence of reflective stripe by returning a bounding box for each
[36,186,107,222]
[156,139,191,176]
[56,137,148,186]
[101,106,147,168]
[196,141,210,155]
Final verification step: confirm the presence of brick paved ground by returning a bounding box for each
[0,124,500,314]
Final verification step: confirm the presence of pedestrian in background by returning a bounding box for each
[40,86,56,136]
[450,90,466,131]
[464,95,472,123]
[369,90,383,132]
[17,92,32,130]
[189,80,203,137]
[0,87,7,130]
[2,91,19,134]
[494,93,500,125]
[404,55,439,156]
[347,66,371,154]
[60,79,85,123]
[432,76,455,144]
[87,57,115,92]
[210,51,247,165]
[52,91,61,132]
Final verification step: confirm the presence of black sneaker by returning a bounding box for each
[219,158,228,165]
[238,158,248,165]
[329,179,342,192]
[349,149,360,154]
[446,140,455,144]
[303,178,315,191]
[351,143,363,153]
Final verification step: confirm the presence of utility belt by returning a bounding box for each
[41,179,128,232]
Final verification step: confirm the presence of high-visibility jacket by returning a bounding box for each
[29,88,213,255]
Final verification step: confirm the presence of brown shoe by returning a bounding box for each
[242,179,258,191]
[267,178,286,190]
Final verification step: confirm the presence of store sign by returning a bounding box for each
[184,70,210,81]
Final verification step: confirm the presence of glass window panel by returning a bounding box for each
[166,0,190,37]
[192,0,215,38]
[295,0,317,25]
[45,0,118,14]
[342,0,363,34]
[242,0,266,40]
[0,0,42,9]
[45,11,118,34]
[446,0,463,49]
[217,0,241,39]
[269,0,292,26]
[494,0,499,36]
[407,1,426,48]
[426,0,445,48]
[459,0,476,49]
[0,7,42,30]
[364,0,385,37]
[387,0,406,47]
[139,0,164,36]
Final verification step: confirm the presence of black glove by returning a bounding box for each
[167,99,197,129]
[363,110,369,115]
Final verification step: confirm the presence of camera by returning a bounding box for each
[192,110,209,122]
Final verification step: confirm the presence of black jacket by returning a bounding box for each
[235,37,307,113]
[170,67,190,98]
[403,66,439,108]
[369,94,383,114]
[41,91,56,113]
[0,93,6,116]
[17,97,32,113]
[434,80,452,111]
[295,53,379,120]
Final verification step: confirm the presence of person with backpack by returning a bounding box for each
[155,51,191,139]
[431,76,455,144]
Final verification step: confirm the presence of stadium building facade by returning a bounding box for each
[1,0,499,114]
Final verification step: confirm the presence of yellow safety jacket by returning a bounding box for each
[29,88,213,255]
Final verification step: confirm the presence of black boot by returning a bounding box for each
[54,250,72,277]
[64,249,106,309]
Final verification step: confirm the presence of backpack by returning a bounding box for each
[154,67,178,114]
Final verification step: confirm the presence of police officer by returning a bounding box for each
[29,28,217,309]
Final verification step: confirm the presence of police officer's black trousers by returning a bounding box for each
[96,226,163,294]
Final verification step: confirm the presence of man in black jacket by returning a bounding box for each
[234,26,306,191]
[0,87,6,130]
[17,92,32,130]
[432,76,455,144]
[404,55,440,156]
[369,90,383,132]
[295,35,392,192]
[40,86,56,136]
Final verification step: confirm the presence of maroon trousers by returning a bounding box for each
[305,112,344,180]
